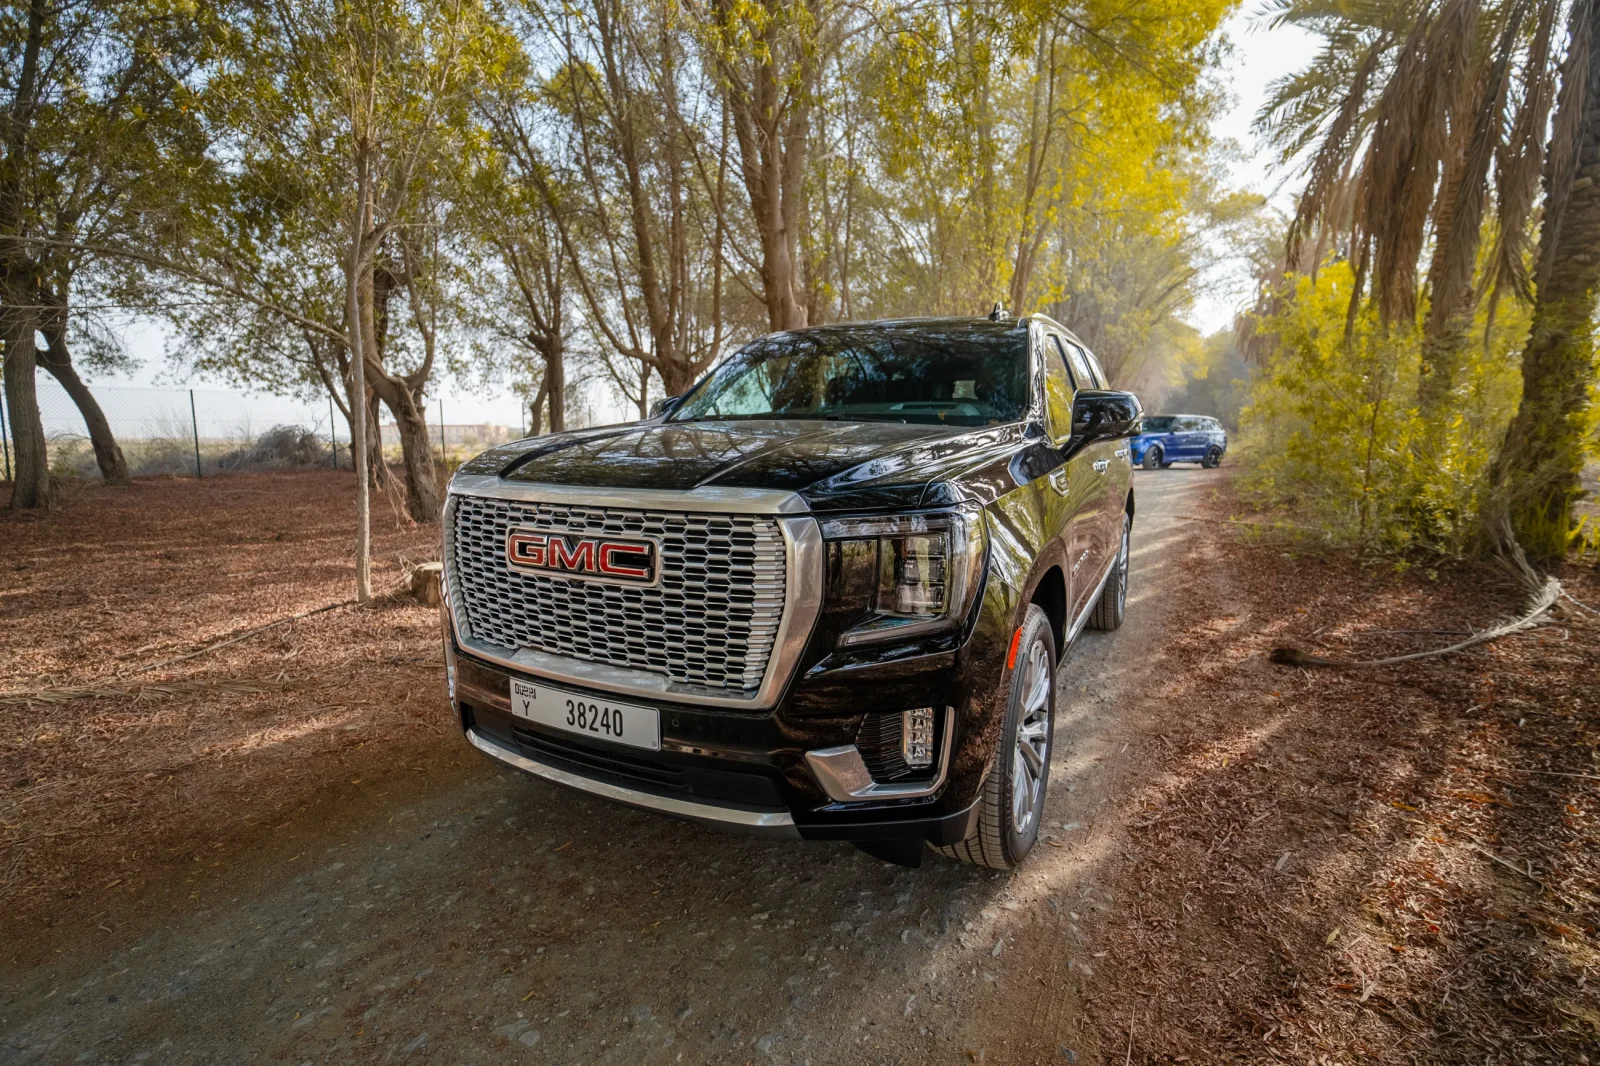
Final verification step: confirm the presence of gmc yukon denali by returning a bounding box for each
[441,314,1141,868]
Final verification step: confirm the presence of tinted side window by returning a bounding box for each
[1055,336,1094,390]
[1174,416,1199,432]
[1073,343,1108,388]
[1042,335,1075,439]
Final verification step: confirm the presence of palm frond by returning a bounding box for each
[1489,0,1559,311]
[1283,40,1385,269]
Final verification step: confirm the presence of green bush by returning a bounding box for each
[1238,264,1524,554]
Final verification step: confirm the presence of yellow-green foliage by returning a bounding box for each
[1239,263,1525,553]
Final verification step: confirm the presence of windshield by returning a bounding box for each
[669,323,1031,428]
[1141,416,1176,432]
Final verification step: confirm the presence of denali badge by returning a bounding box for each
[505,528,658,586]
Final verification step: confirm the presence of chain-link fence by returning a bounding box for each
[0,379,343,481]
[0,378,524,483]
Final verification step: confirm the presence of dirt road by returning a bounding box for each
[1,471,1212,1066]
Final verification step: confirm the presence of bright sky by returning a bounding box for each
[1188,4,1321,335]
[65,5,1318,433]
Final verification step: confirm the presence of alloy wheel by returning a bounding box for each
[1011,639,1052,834]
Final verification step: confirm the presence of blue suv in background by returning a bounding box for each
[1132,414,1227,469]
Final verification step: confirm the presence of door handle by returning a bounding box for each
[1093,459,1110,473]
[1048,469,1070,495]
[1113,448,1129,459]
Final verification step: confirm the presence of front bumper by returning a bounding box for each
[447,633,991,846]
[464,726,803,838]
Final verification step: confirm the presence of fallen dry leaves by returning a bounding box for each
[0,472,469,941]
[1082,481,1600,1063]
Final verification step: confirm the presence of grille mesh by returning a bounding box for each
[449,495,787,692]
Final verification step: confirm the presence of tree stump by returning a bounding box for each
[409,562,443,607]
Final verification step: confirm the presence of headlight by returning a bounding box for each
[820,505,986,647]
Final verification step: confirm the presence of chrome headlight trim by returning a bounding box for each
[824,503,987,648]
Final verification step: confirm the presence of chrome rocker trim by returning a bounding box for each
[442,484,825,711]
[804,712,956,803]
[1064,551,1118,647]
[467,726,800,838]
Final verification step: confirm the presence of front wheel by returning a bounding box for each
[1202,446,1222,469]
[1089,512,1131,631]
[1141,447,1163,470]
[934,604,1056,870]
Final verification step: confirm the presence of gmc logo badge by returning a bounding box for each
[505,528,658,586]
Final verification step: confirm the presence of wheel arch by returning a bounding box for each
[1028,564,1068,656]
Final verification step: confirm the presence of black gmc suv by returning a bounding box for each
[441,315,1141,868]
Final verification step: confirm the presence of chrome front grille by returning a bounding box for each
[448,495,788,693]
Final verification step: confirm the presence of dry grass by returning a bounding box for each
[1083,483,1600,1063]
[0,472,467,940]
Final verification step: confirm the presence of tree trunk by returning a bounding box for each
[1492,0,1600,558]
[346,162,373,605]
[0,1,48,509]
[528,376,548,436]
[722,5,811,333]
[1007,24,1055,314]
[1,304,53,509]
[370,227,439,522]
[363,388,387,489]
[545,343,566,433]
[359,280,388,494]
[36,324,130,485]
[375,385,440,522]
[656,360,694,398]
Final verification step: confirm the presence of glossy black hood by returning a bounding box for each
[455,419,1034,512]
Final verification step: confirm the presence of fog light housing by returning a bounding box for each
[901,707,935,768]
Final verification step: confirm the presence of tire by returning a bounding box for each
[1202,446,1222,469]
[1088,511,1130,631]
[934,604,1056,870]
[1141,447,1162,471]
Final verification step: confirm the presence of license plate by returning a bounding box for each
[508,677,661,752]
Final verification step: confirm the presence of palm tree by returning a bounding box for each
[1258,0,1563,429]
[1491,0,1600,559]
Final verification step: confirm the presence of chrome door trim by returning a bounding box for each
[447,473,810,515]
[804,712,956,803]
[467,727,800,838]
[443,490,824,711]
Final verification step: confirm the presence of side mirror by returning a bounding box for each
[1071,390,1143,442]
[649,394,682,419]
